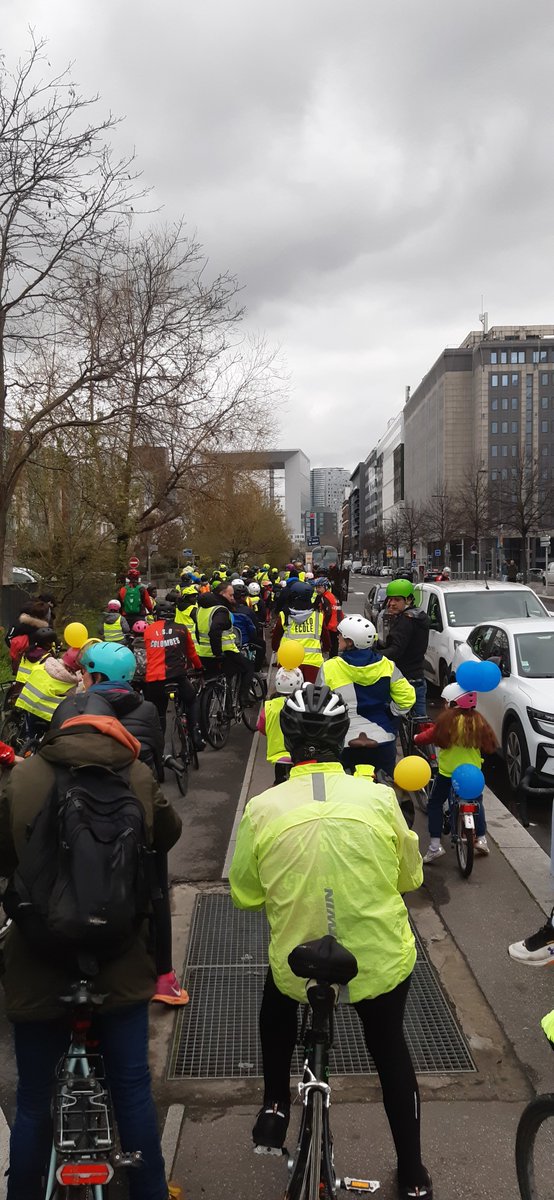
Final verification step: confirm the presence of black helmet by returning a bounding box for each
[31,626,57,647]
[288,581,313,607]
[280,683,349,759]
[155,600,175,619]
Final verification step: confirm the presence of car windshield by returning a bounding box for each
[515,631,554,678]
[444,590,546,627]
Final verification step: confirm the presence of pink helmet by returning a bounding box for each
[62,648,82,673]
[442,682,477,710]
[132,619,147,634]
[107,599,121,611]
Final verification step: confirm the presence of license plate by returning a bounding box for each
[464,814,475,829]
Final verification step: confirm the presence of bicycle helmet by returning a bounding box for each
[107,599,121,611]
[287,581,313,605]
[132,619,147,633]
[233,579,247,593]
[62,648,82,673]
[441,682,477,709]
[314,577,330,589]
[337,615,377,649]
[31,627,57,647]
[386,579,415,600]
[155,600,175,619]
[275,666,304,695]
[248,581,261,596]
[80,642,137,683]
[280,683,349,758]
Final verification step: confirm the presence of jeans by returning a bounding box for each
[8,1003,167,1200]
[428,771,486,838]
[259,969,426,1188]
[408,678,427,718]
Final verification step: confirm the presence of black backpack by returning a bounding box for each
[4,764,154,965]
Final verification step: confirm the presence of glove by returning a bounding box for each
[0,741,15,766]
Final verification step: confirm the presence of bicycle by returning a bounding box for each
[281,935,379,1198]
[163,678,202,797]
[444,782,482,879]
[200,668,265,750]
[44,976,141,1198]
[398,714,438,814]
[515,1017,554,1200]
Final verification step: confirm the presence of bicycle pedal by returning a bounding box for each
[253,1144,287,1157]
[340,1178,380,1193]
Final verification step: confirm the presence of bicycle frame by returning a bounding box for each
[447,789,480,840]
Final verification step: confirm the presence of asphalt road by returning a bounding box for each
[346,572,554,854]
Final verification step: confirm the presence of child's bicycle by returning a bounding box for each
[44,975,141,1198]
[443,782,482,879]
[280,935,379,1198]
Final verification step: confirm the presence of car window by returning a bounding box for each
[443,589,546,626]
[515,631,554,678]
[426,593,443,631]
[490,628,511,673]
[468,625,495,659]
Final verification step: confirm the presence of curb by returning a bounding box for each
[483,783,553,916]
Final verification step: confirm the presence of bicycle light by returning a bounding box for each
[57,1161,114,1186]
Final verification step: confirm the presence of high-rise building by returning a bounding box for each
[310,467,350,520]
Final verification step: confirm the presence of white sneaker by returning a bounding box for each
[475,837,490,856]
[423,844,445,864]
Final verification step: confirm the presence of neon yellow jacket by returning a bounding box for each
[229,761,422,1003]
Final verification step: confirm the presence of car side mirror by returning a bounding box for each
[489,654,510,677]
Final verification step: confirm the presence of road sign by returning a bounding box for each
[434,548,441,557]
[307,536,320,547]
[128,556,140,570]
[183,548,193,557]
[470,544,478,554]
[541,537,551,547]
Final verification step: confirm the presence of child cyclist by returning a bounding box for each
[257,667,304,784]
[414,682,497,864]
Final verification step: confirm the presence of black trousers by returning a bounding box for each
[143,676,199,736]
[259,968,424,1185]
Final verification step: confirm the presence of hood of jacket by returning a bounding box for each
[44,656,79,685]
[197,591,224,610]
[19,613,49,630]
[288,607,314,624]
[86,680,142,718]
[341,646,383,669]
[403,605,430,627]
[39,715,139,771]
[101,611,122,624]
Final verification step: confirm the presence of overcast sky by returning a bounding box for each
[4,0,554,469]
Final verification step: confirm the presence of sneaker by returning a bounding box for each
[398,1168,433,1199]
[509,908,554,966]
[152,970,190,1005]
[168,1187,182,1199]
[475,836,490,856]
[252,1101,290,1153]
[422,844,445,865]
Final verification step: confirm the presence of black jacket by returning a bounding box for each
[383,606,430,680]
[50,683,164,778]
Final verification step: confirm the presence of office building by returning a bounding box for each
[310,467,350,520]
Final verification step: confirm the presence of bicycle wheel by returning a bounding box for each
[0,709,25,751]
[170,715,189,797]
[398,718,410,758]
[200,680,231,749]
[285,1105,312,1200]
[242,674,265,732]
[516,1093,554,1200]
[307,1090,323,1200]
[455,805,474,878]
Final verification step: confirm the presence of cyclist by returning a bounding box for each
[0,709,183,1200]
[13,626,58,692]
[233,581,266,670]
[272,581,330,682]
[15,646,82,739]
[256,665,304,785]
[414,682,496,864]
[320,615,415,777]
[229,683,432,1199]
[381,579,430,717]
[5,599,51,674]
[118,569,153,620]
[314,576,342,657]
[196,581,255,706]
[143,600,204,749]
[247,580,267,624]
[99,598,130,643]
[167,572,200,646]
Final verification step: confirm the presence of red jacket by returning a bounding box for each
[144,619,201,681]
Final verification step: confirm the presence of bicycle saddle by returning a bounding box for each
[288,935,358,985]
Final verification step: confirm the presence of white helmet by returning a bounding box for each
[442,566,451,576]
[248,581,260,595]
[337,614,377,649]
[305,571,314,579]
[275,666,304,695]
[107,599,121,611]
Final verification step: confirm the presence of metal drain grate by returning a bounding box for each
[167,894,476,1079]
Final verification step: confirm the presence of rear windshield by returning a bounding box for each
[443,590,546,627]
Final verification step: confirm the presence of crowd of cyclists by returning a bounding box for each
[0,553,511,1199]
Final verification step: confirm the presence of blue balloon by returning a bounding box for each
[451,763,485,800]
[456,659,501,694]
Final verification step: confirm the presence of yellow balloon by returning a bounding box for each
[394,755,432,792]
[277,639,304,670]
[64,621,89,649]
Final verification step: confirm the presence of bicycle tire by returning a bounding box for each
[516,1092,554,1200]
[307,1090,323,1200]
[200,680,231,749]
[242,674,264,732]
[398,718,410,758]
[455,806,474,878]
[170,716,189,797]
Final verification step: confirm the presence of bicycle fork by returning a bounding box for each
[288,1065,380,1195]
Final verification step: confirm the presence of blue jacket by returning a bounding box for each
[320,647,415,743]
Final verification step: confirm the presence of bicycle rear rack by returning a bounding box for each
[54,1055,114,1154]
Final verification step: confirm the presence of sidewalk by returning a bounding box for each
[159,735,554,1199]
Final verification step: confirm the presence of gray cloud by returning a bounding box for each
[4,0,554,463]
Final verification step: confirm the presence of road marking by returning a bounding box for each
[0,1106,9,1200]
[162,1103,185,1181]
[221,730,260,879]
[354,591,365,595]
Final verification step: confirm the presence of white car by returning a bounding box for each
[352,559,363,573]
[452,619,554,789]
[419,581,549,692]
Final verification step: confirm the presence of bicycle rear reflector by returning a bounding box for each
[57,1161,114,1186]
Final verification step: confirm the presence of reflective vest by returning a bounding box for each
[284,610,323,668]
[15,662,76,723]
[264,696,289,763]
[247,596,260,612]
[16,652,47,685]
[103,616,125,643]
[195,604,238,657]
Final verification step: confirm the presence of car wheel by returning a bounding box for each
[439,661,451,693]
[503,718,530,791]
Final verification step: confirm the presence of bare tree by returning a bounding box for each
[398,501,426,567]
[457,462,492,578]
[423,487,460,567]
[494,457,554,582]
[0,36,144,579]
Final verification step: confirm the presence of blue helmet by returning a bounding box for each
[314,577,330,589]
[80,641,136,682]
[288,581,313,606]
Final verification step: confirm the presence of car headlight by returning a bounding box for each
[527,707,554,736]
